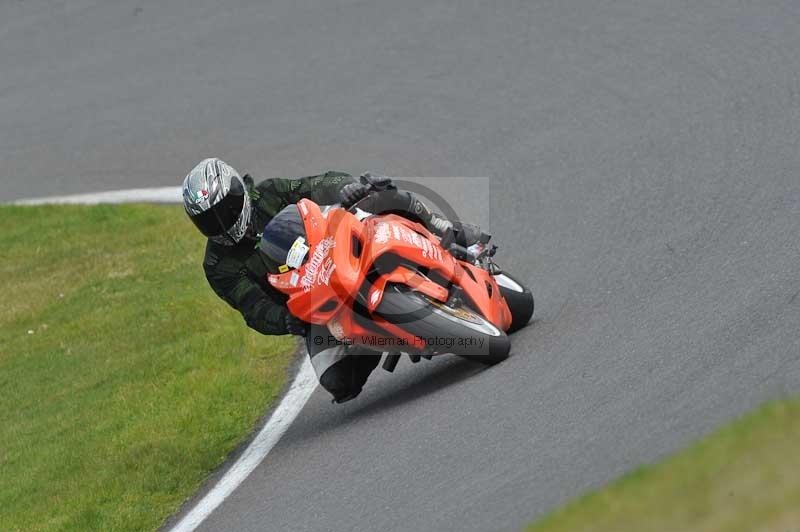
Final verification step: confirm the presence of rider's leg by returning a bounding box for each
[305,325,382,403]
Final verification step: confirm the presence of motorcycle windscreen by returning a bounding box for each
[259,204,309,274]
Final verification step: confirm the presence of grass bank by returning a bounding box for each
[0,205,295,531]
[528,399,800,532]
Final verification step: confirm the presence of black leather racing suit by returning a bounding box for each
[203,171,455,402]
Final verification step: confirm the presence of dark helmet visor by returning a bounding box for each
[187,176,246,237]
[260,205,308,274]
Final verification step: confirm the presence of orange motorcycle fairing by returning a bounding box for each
[267,199,512,348]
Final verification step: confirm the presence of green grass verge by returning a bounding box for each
[0,205,295,532]
[528,399,800,532]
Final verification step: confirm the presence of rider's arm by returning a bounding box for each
[355,189,454,235]
[258,171,357,210]
[203,247,289,336]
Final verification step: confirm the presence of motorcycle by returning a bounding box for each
[260,195,534,371]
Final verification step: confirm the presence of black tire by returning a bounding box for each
[493,272,534,334]
[374,284,510,365]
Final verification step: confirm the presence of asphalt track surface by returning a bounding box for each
[3,1,800,531]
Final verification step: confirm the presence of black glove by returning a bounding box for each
[340,182,370,209]
[284,311,310,336]
[451,222,484,247]
[449,222,491,248]
[359,172,396,191]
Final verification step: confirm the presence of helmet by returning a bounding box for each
[182,158,252,245]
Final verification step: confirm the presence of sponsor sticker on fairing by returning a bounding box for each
[300,237,336,292]
[374,222,391,244]
[286,237,310,269]
[369,288,381,306]
[318,258,336,285]
[375,221,443,261]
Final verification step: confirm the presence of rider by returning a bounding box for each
[183,158,474,403]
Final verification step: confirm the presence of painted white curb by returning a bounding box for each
[170,358,317,532]
[12,187,318,532]
[13,186,183,205]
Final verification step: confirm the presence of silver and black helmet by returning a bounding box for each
[182,158,252,245]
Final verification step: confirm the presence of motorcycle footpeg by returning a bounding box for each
[382,352,402,372]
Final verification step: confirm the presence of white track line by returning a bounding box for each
[11,187,319,532]
[13,186,183,205]
[171,358,317,532]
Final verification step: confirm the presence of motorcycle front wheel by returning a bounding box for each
[373,284,510,365]
[493,271,534,333]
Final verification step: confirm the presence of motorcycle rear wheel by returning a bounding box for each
[374,284,511,365]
